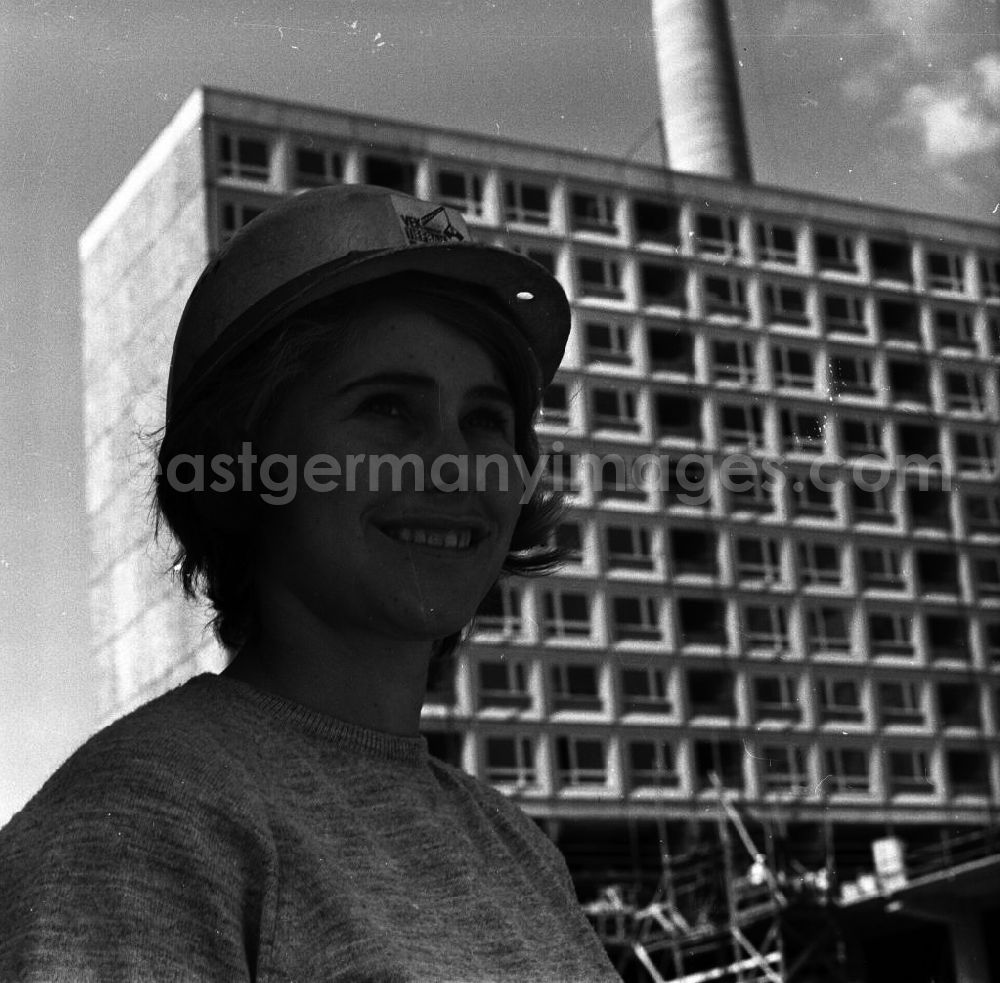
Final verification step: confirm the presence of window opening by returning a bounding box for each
[611,596,661,642]
[694,740,744,790]
[772,346,814,390]
[671,528,718,577]
[712,339,757,385]
[294,146,343,187]
[478,661,530,710]
[503,179,550,225]
[540,382,570,426]
[364,155,416,193]
[570,192,618,235]
[798,541,842,585]
[828,354,874,397]
[542,591,591,638]
[436,169,484,217]
[781,409,826,453]
[484,736,536,785]
[621,668,671,714]
[806,606,852,654]
[937,683,983,729]
[753,675,801,722]
[704,274,749,317]
[735,536,782,584]
[878,680,927,727]
[694,212,741,258]
[858,548,906,591]
[765,283,809,325]
[760,746,808,793]
[869,612,915,658]
[887,750,934,795]
[718,402,765,450]
[218,133,270,182]
[756,222,797,264]
[823,293,867,334]
[926,613,969,660]
[648,325,694,374]
[585,321,631,364]
[590,386,639,432]
[871,239,913,283]
[878,297,921,343]
[627,741,679,789]
[888,360,931,404]
[915,550,960,594]
[742,605,790,651]
[824,747,870,793]
[678,598,728,646]
[932,308,976,350]
[606,525,654,571]
[818,678,863,723]
[555,736,607,786]
[655,393,702,441]
[815,231,857,273]
[551,664,602,712]
[641,262,687,308]
[927,250,965,293]
[633,199,680,245]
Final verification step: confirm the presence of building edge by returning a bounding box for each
[79,89,206,261]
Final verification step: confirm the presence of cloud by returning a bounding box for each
[819,2,1000,165]
[899,84,1000,160]
[893,51,1000,162]
[974,52,1000,105]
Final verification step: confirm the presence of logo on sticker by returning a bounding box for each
[399,206,466,245]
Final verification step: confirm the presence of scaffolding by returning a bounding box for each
[584,777,849,983]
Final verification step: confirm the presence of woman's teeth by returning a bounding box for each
[388,528,474,549]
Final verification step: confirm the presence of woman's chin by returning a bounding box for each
[402,607,476,642]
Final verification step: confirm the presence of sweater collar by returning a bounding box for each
[194,674,430,766]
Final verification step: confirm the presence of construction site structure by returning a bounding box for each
[584,777,848,983]
[581,786,1000,982]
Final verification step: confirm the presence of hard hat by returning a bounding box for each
[166,183,570,418]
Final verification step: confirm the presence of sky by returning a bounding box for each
[1,0,997,823]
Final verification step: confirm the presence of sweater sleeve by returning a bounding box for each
[0,726,274,983]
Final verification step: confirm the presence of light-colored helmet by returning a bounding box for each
[166,184,570,418]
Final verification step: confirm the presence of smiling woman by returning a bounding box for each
[0,186,622,981]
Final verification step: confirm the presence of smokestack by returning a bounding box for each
[652,0,753,182]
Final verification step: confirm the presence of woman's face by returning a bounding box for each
[252,297,526,647]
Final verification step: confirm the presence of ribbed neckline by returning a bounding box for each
[189,673,430,766]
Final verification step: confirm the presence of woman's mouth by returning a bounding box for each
[386,527,474,550]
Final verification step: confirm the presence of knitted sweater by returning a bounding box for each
[0,674,621,983]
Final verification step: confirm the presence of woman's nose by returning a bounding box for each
[422,417,471,492]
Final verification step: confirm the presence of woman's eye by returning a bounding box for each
[357,395,406,418]
[466,408,513,434]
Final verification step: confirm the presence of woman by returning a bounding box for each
[0,185,621,981]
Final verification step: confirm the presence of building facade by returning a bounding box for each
[81,87,1000,911]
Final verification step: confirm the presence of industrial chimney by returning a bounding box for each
[652,0,753,182]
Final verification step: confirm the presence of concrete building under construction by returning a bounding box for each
[80,2,1000,980]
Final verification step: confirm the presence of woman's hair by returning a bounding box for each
[154,272,565,663]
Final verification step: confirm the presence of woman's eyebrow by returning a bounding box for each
[466,383,515,406]
[334,372,513,405]
[334,371,435,396]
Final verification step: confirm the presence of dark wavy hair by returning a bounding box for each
[154,272,565,668]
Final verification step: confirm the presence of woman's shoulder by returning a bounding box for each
[428,757,574,877]
[0,675,277,979]
[3,674,263,837]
